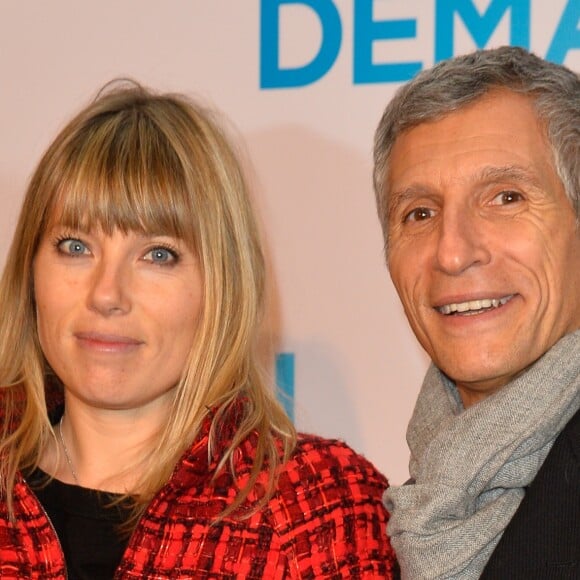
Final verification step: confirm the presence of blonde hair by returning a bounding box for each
[0,81,296,521]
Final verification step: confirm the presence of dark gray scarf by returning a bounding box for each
[384,330,580,579]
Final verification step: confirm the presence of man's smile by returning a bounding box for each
[436,295,515,316]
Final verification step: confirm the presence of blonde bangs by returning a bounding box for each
[0,81,296,524]
[46,107,199,247]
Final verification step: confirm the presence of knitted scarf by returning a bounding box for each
[384,330,580,579]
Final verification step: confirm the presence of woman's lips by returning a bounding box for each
[74,332,143,352]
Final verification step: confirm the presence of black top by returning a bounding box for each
[28,469,132,580]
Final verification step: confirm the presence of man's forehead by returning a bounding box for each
[386,92,554,193]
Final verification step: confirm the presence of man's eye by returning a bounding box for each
[57,238,89,256]
[404,207,434,223]
[143,247,178,265]
[492,191,524,205]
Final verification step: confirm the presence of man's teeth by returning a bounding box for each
[438,295,513,315]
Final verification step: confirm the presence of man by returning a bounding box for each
[373,46,579,579]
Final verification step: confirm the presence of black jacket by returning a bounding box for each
[481,408,580,579]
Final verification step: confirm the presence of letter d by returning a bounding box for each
[260,0,342,89]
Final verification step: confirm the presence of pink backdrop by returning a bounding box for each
[1,0,577,484]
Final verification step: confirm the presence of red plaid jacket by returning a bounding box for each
[0,409,396,578]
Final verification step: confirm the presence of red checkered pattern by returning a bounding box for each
[1,409,397,578]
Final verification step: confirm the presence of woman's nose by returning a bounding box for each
[86,259,132,316]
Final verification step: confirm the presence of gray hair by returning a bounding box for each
[373,46,580,244]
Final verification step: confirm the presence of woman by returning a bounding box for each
[0,82,396,578]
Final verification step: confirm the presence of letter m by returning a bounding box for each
[435,0,530,61]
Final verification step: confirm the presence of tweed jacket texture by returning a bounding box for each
[0,405,396,579]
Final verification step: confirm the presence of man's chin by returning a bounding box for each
[435,356,516,401]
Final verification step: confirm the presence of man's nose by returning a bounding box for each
[434,208,491,275]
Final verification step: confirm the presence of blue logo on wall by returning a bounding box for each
[275,352,295,421]
[260,0,579,88]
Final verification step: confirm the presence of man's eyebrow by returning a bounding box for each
[474,165,543,189]
[387,165,543,217]
[387,185,432,218]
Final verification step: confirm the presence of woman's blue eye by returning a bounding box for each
[145,247,177,264]
[58,238,89,256]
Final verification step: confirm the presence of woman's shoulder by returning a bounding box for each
[285,432,389,487]
[260,433,396,577]
[270,432,389,509]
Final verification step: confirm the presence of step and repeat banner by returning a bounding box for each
[1,0,578,483]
